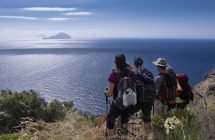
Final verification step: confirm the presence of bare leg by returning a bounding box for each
[144,122,152,134]
[107,128,115,138]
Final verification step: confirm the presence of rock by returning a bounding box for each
[43,32,71,39]
[194,70,215,95]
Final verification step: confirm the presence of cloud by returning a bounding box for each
[47,18,73,21]
[64,12,92,16]
[23,7,77,12]
[0,16,38,20]
[0,16,74,21]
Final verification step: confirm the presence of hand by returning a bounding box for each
[155,99,160,106]
[104,88,108,96]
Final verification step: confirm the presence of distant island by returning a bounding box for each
[43,32,72,39]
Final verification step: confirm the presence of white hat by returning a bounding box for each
[152,58,168,67]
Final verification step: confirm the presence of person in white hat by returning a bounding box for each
[153,58,177,112]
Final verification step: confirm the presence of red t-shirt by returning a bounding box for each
[108,70,135,99]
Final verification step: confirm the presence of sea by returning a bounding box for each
[0,38,214,114]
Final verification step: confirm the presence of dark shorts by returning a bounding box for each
[167,104,176,111]
[129,101,153,123]
[176,103,187,109]
[106,103,129,129]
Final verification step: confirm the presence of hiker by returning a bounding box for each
[153,58,177,112]
[131,56,155,134]
[165,66,186,109]
[176,73,194,109]
[104,53,136,137]
[166,66,193,109]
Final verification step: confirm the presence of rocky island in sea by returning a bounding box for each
[43,32,72,39]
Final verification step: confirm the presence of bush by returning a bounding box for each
[0,133,19,140]
[44,100,66,122]
[152,109,203,140]
[63,101,74,111]
[0,90,73,133]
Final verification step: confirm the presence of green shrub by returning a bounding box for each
[0,90,73,133]
[44,100,66,122]
[63,101,74,111]
[152,109,203,140]
[0,133,19,140]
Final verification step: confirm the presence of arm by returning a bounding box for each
[176,79,182,96]
[105,82,115,97]
[137,69,154,83]
[106,72,116,97]
[155,76,162,98]
[142,71,154,83]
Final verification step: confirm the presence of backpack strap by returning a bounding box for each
[113,71,127,90]
[162,80,168,100]
[113,71,121,82]
[158,73,176,104]
[127,70,132,78]
[140,68,154,83]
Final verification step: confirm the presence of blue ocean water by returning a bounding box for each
[0,39,214,114]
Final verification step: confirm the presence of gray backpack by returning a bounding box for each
[114,73,137,110]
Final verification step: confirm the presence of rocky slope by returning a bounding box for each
[194,70,215,95]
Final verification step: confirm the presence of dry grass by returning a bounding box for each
[17,97,214,140]
[18,111,99,140]
[191,92,215,140]
[192,70,215,139]
[18,111,153,140]
[16,94,214,140]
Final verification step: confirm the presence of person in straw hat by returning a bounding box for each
[152,58,177,112]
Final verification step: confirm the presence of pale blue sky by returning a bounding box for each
[0,0,215,40]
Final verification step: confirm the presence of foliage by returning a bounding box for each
[0,90,73,133]
[63,101,74,111]
[44,100,66,122]
[152,109,203,140]
[0,133,19,140]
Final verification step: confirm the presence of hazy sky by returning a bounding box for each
[0,0,215,40]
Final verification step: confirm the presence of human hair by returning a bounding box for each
[157,66,167,70]
[115,53,127,72]
[134,56,143,67]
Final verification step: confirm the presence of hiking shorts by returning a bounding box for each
[167,104,176,111]
[106,103,129,129]
[176,102,187,109]
[140,101,153,122]
[130,101,153,123]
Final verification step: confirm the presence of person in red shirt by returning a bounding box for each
[105,53,135,137]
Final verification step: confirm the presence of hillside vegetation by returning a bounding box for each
[0,70,215,140]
